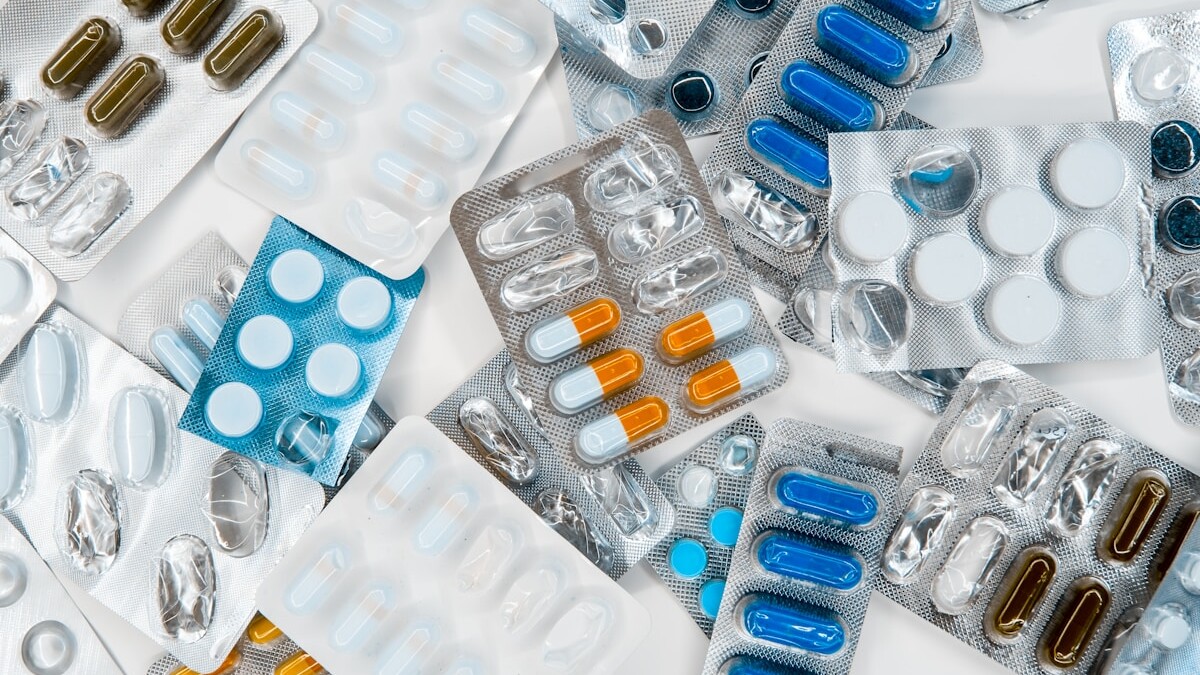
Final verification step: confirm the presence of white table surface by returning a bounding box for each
[50,0,1200,672]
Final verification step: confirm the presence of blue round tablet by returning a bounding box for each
[667,70,717,121]
[709,507,743,547]
[699,579,726,619]
[668,538,708,579]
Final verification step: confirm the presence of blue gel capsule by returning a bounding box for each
[717,655,810,675]
[699,579,726,619]
[863,0,949,31]
[181,297,224,350]
[149,326,203,393]
[745,117,829,195]
[738,593,847,656]
[814,5,918,86]
[771,468,880,528]
[779,61,882,132]
[753,530,864,592]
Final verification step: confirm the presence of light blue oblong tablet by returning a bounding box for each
[864,0,949,31]
[181,297,224,350]
[149,326,203,393]
[771,468,880,528]
[814,5,918,86]
[780,61,883,132]
[753,529,864,592]
[738,593,847,656]
[745,117,830,195]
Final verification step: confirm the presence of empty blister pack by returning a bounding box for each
[148,612,330,675]
[427,349,673,579]
[876,360,1200,675]
[919,5,983,89]
[450,110,788,473]
[0,516,122,675]
[0,0,317,281]
[256,416,652,674]
[0,304,325,673]
[0,229,56,365]
[824,123,1159,373]
[179,217,423,486]
[646,413,764,635]
[213,0,555,281]
[702,419,901,675]
[978,0,1051,20]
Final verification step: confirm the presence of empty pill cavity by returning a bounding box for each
[369,447,431,512]
[154,534,215,643]
[1051,137,1125,210]
[415,486,476,553]
[345,198,419,258]
[542,599,612,669]
[0,550,27,607]
[677,465,718,508]
[205,452,269,558]
[587,84,641,132]
[0,258,30,314]
[837,280,911,355]
[1129,46,1191,107]
[108,386,174,489]
[457,524,518,593]
[21,620,76,675]
[287,544,349,613]
[500,565,564,632]
[894,144,979,218]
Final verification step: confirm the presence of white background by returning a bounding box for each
[49,0,1200,672]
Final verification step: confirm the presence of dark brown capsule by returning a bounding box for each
[121,0,164,17]
[984,546,1057,643]
[203,7,284,91]
[161,0,237,55]
[1099,469,1170,565]
[84,55,165,139]
[1038,577,1110,670]
[41,17,122,100]
[1152,501,1200,587]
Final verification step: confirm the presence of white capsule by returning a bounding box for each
[331,1,402,57]
[270,92,345,152]
[181,297,224,350]
[373,152,447,210]
[205,382,263,439]
[303,45,375,104]
[432,55,505,114]
[237,315,294,371]
[149,327,203,393]
[242,139,315,200]
[307,343,362,399]
[400,103,476,161]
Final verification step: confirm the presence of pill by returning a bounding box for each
[716,656,806,675]
[302,46,375,105]
[337,276,392,332]
[236,315,293,370]
[0,409,30,510]
[306,343,362,399]
[737,593,846,656]
[242,140,316,200]
[814,5,918,86]
[332,1,401,57]
[171,648,240,675]
[699,579,726,619]
[461,6,537,68]
[21,324,80,424]
[669,538,708,579]
[525,298,621,364]
[275,650,325,675]
[1130,46,1191,107]
[401,103,476,161]
[122,0,163,16]
[1144,602,1192,651]
[575,396,669,465]
[1152,120,1200,179]
[979,185,1056,257]
[271,93,345,151]
[205,382,263,438]
[1055,227,1130,299]
[1038,577,1110,670]
[373,152,447,210]
[1152,503,1200,586]
[0,258,30,315]
[1160,195,1200,254]
[745,117,830,194]
[754,529,863,592]
[149,327,204,393]
[667,70,718,122]
[247,613,282,645]
[549,349,644,415]
[111,387,172,488]
[269,249,325,303]
[908,233,985,306]
[1099,469,1170,564]
[771,468,879,528]
[659,298,752,364]
[432,55,506,114]
[710,507,743,547]
[865,0,949,30]
[84,54,165,139]
[181,297,224,350]
[985,546,1057,643]
[41,17,122,100]
[1051,137,1126,210]
[780,61,883,132]
[161,0,236,55]
[834,191,909,263]
[985,275,1062,347]
[204,7,284,91]
[684,345,777,413]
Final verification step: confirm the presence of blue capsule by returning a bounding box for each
[717,655,810,675]
[745,117,829,195]
[181,297,224,350]
[738,593,847,656]
[753,530,863,592]
[863,0,949,31]
[780,61,882,132]
[814,5,918,86]
[771,468,880,528]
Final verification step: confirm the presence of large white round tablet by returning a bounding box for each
[306,343,362,398]
[979,186,1056,257]
[337,276,393,331]
[985,275,1062,347]
[908,234,986,306]
[835,191,909,263]
[1149,610,1191,650]
[237,315,294,370]
[1051,138,1126,210]
[268,249,325,304]
[1056,227,1130,298]
[205,382,263,439]
[0,258,30,315]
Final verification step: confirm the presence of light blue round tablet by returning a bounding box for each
[710,507,743,547]
[669,538,708,579]
[268,249,324,304]
[205,382,263,438]
[337,276,393,332]
[306,343,362,398]
[699,579,726,619]
[236,315,293,371]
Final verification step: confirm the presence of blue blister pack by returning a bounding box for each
[180,216,424,485]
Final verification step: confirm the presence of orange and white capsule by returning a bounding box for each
[685,345,778,413]
[525,297,621,363]
[659,297,753,363]
[550,348,644,414]
[576,396,670,465]
[247,612,283,645]
[275,650,326,675]
[170,648,240,675]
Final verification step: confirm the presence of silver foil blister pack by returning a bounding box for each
[0,0,318,281]
[148,612,327,675]
[978,0,1051,20]
[875,360,1200,675]
[702,418,902,675]
[426,349,674,579]
[824,123,1159,373]
[0,228,56,365]
[0,304,326,673]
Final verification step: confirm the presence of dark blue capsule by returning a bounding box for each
[814,5,918,86]
[745,117,830,194]
[771,468,880,528]
[1152,120,1200,179]
[738,593,847,655]
[754,530,864,591]
[1160,195,1200,254]
[667,70,718,121]
[717,655,813,675]
[864,0,950,31]
[780,60,882,132]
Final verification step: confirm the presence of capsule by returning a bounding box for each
[1099,469,1170,565]
[745,117,830,194]
[204,8,284,91]
[1152,502,1200,587]
[182,297,224,350]
[169,647,240,675]
[659,298,752,364]
[525,297,621,364]
[550,349,643,415]
[813,5,919,86]
[271,93,345,151]
[149,326,204,393]
[41,17,122,100]
[275,650,325,675]
[780,61,883,132]
[84,54,165,139]
[985,546,1057,643]
[863,0,950,30]
[575,396,669,465]
[161,0,237,55]
[753,529,864,592]
[684,345,777,413]
[246,613,282,645]
[736,593,846,656]
[1038,577,1110,670]
[121,0,163,17]
[770,468,880,529]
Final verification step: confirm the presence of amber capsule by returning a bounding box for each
[549,348,644,415]
[246,612,282,645]
[169,647,240,675]
[204,8,284,91]
[524,297,621,364]
[275,649,326,675]
[575,396,670,465]
[684,345,777,412]
[659,298,752,363]
[122,0,164,16]
[161,0,237,55]
[984,546,1057,643]
[1152,501,1200,587]
[84,54,165,139]
[1038,577,1110,671]
[1099,469,1170,565]
[41,17,122,100]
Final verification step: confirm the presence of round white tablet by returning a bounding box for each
[835,191,909,264]
[306,343,362,399]
[268,249,325,304]
[236,315,294,371]
[0,258,30,315]
[979,186,1056,257]
[1051,138,1126,210]
[908,234,986,306]
[205,382,263,438]
[337,276,393,331]
[1148,609,1192,650]
[985,275,1062,347]
[1055,227,1130,298]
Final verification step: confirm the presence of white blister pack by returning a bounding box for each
[213,0,557,280]
[0,229,56,365]
[256,416,652,675]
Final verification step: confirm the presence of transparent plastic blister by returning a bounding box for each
[179,217,422,486]
[919,4,983,89]
[426,349,674,580]
[0,304,325,673]
[875,360,1200,675]
[148,612,329,675]
[823,123,1159,373]
[0,229,56,365]
[978,0,1051,20]
[0,0,317,281]
[255,416,652,675]
[701,419,901,675]
[212,0,556,281]
[450,110,788,473]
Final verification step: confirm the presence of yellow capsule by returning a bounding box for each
[84,54,165,139]
[1099,469,1170,565]
[161,0,237,55]
[246,612,282,645]
[984,546,1057,643]
[122,0,164,17]
[275,650,326,675]
[41,16,122,100]
[169,647,240,675]
[658,298,752,363]
[204,7,285,91]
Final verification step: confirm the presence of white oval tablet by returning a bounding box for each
[111,388,171,488]
[205,382,263,439]
[908,234,985,306]
[0,258,30,315]
[237,315,294,371]
[985,275,1062,347]
[337,276,393,331]
[1051,138,1125,210]
[979,186,1056,257]
[1055,227,1130,299]
[835,191,909,263]
[307,343,362,398]
[268,249,325,304]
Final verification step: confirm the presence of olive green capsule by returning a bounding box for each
[121,0,164,17]
[161,0,237,55]
[84,55,165,139]
[204,8,284,91]
[41,17,122,100]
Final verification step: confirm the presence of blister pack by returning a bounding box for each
[0,304,325,672]
[0,229,56,365]
[427,349,673,579]
[0,0,317,281]
[212,0,555,281]
[256,416,652,674]
[450,110,789,473]
[701,418,901,675]
[920,5,983,89]
[646,413,764,635]
[148,612,329,675]
[876,360,1200,675]
[978,0,1050,20]
[179,217,423,486]
[823,123,1159,373]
